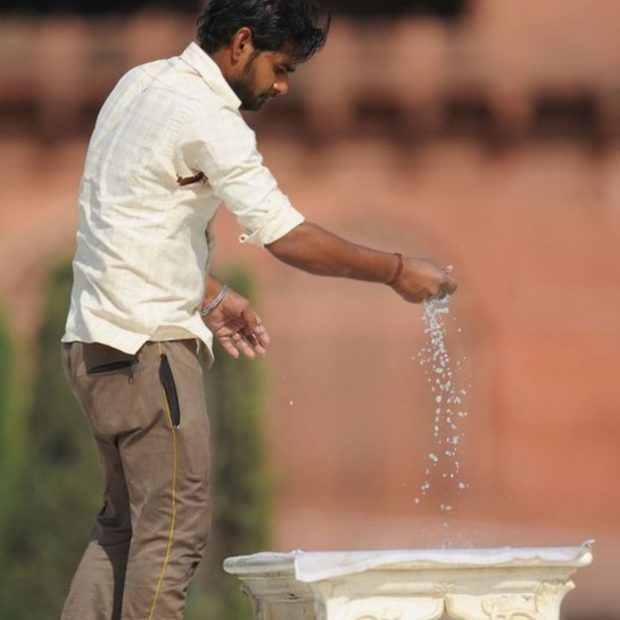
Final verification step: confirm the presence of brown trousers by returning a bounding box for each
[60,340,211,620]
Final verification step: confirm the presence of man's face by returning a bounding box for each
[230,47,297,111]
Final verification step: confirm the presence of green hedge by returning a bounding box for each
[0,263,101,620]
[0,308,16,569]
[0,261,271,620]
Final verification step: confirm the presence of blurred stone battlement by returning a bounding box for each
[2,4,620,141]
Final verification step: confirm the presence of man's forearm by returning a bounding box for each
[202,274,222,305]
[266,221,399,283]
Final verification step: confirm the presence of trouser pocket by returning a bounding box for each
[83,343,138,375]
[159,353,181,428]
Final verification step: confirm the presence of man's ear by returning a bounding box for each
[231,27,255,63]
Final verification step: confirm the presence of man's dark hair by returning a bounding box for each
[197,0,331,62]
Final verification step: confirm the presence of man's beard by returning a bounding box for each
[229,59,271,112]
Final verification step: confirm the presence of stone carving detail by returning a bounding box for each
[481,594,538,620]
[536,579,573,599]
[325,600,406,620]
[434,582,455,595]
[354,610,404,620]
[339,598,443,620]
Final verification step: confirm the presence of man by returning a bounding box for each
[60,1,457,618]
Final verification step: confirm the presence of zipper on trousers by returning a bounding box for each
[159,353,181,428]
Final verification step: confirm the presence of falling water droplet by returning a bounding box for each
[413,296,470,521]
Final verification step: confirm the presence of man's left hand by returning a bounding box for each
[203,287,270,359]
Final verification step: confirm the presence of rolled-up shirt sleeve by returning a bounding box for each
[178,100,305,247]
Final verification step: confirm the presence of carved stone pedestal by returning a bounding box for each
[224,543,592,620]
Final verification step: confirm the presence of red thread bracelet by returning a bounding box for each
[386,252,404,286]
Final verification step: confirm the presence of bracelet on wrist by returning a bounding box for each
[200,284,229,318]
[386,253,404,286]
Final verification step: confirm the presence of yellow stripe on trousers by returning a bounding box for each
[149,342,178,620]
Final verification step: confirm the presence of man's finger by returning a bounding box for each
[242,328,259,347]
[242,311,270,355]
[232,332,256,359]
[257,323,270,347]
[220,336,240,359]
[444,275,458,294]
[241,308,260,332]
[254,344,267,357]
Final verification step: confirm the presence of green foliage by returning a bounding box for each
[0,309,16,561]
[0,309,13,490]
[0,262,101,620]
[0,261,271,620]
[186,265,272,620]
[0,310,11,410]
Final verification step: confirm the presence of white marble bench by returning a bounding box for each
[224,542,593,620]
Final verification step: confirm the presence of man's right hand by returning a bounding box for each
[389,257,457,303]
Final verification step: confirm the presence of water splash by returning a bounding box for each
[414,295,469,511]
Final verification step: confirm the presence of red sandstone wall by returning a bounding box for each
[1,5,620,615]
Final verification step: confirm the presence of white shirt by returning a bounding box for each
[62,42,305,358]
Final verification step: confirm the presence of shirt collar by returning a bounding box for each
[180,42,242,110]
